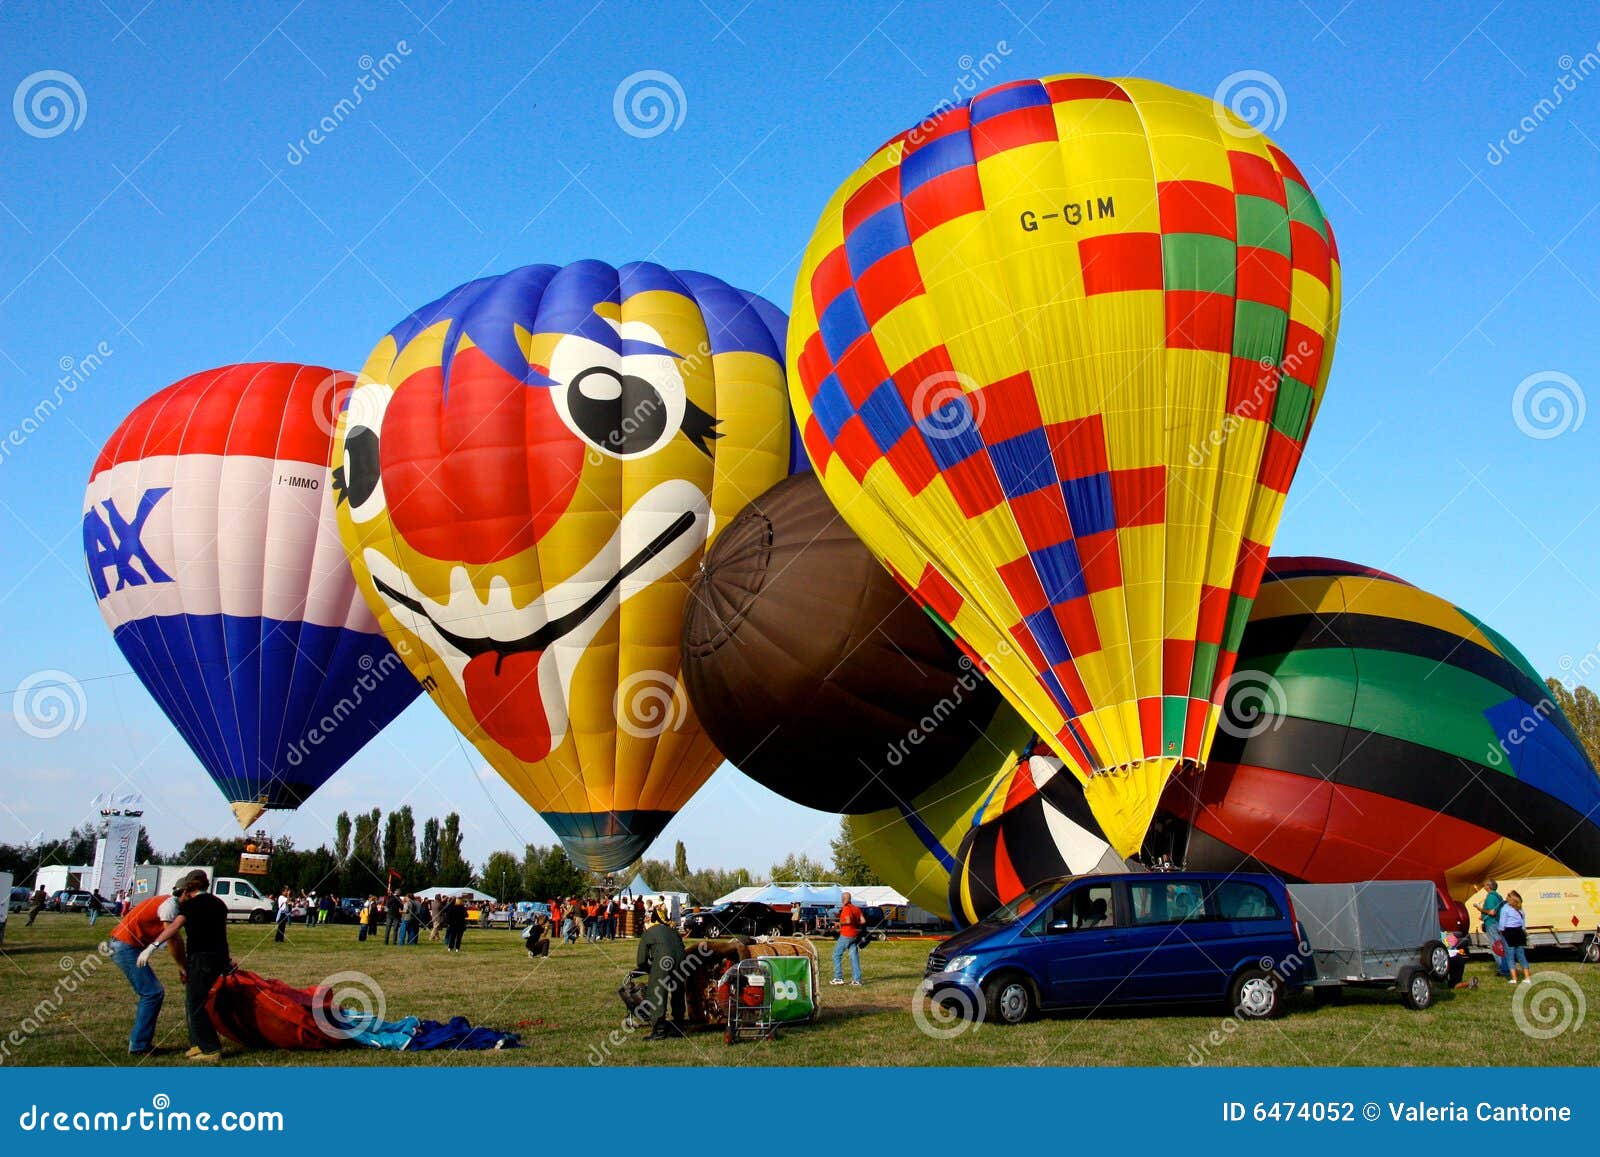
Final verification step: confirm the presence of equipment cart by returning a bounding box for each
[723,954,816,1044]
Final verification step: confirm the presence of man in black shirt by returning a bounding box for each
[138,870,231,1062]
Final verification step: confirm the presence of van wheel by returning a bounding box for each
[981,973,1035,1025]
[1398,965,1433,1010]
[1421,939,1449,981]
[248,910,269,924]
[1229,967,1283,1019]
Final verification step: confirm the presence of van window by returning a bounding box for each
[214,881,231,896]
[1213,881,1280,920]
[1127,881,1209,925]
[1048,885,1114,933]
[234,881,260,900]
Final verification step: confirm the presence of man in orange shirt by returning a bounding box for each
[831,892,865,986]
[107,887,184,1055]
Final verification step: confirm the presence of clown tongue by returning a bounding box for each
[459,507,694,762]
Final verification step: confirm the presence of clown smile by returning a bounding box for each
[371,509,695,672]
[362,477,711,760]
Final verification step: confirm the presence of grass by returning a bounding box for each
[2,912,1596,1067]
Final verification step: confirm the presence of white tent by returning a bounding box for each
[415,886,496,902]
[713,883,910,907]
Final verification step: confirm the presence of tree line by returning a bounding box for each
[0,808,881,906]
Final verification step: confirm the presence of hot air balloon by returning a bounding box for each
[850,728,1123,922]
[788,74,1341,858]
[1166,557,1600,899]
[83,363,421,827]
[333,261,801,871]
[681,472,1001,812]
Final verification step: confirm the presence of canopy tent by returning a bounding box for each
[617,873,654,898]
[714,883,905,907]
[415,886,496,902]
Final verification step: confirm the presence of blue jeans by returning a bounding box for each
[108,939,164,1053]
[1505,943,1529,970]
[1485,918,1508,973]
[832,936,861,982]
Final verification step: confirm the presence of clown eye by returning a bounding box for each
[335,381,392,523]
[339,425,385,523]
[565,366,671,458]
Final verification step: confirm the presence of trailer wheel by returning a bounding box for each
[1421,939,1449,981]
[1397,965,1433,1010]
[1312,985,1343,1004]
[1229,967,1284,1019]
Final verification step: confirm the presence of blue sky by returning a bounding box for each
[2,2,1598,873]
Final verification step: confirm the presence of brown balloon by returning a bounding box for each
[681,472,1002,813]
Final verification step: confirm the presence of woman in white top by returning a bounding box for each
[1499,891,1530,983]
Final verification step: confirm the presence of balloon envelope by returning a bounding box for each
[84,363,420,827]
[333,261,800,870]
[682,471,1001,812]
[788,74,1341,858]
[1169,557,1600,898]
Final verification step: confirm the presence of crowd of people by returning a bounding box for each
[40,870,865,1060]
[270,889,478,951]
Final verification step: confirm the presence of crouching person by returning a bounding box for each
[522,917,551,958]
[637,908,687,1040]
[107,887,183,1056]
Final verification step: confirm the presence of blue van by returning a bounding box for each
[923,872,1308,1023]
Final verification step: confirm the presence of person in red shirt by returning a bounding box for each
[107,888,183,1055]
[831,892,865,986]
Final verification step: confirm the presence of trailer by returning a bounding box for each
[1464,877,1600,956]
[1290,881,1448,1010]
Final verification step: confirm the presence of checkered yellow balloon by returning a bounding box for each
[788,76,1340,857]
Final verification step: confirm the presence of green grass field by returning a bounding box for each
[2,913,1595,1067]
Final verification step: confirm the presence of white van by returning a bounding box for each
[1466,877,1600,955]
[210,876,274,923]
